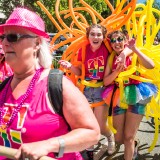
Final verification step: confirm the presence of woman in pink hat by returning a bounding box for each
[0,7,100,160]
[0,44,13,83]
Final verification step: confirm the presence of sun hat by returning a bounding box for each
[0,7,49,39]
[0,45,4,55]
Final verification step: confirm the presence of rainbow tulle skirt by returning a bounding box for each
[102,82,157,106]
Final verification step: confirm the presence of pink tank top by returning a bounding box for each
[0,76,83,160]
[0,62,13,83]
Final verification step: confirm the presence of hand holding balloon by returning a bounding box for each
[115,62,125,74]
[115,52,127,68]
[126,38,136,51]
[59,60,72,70]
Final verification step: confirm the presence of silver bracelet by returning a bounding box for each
[55,138,65,158]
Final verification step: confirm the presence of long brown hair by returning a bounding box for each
[107,30,127,40]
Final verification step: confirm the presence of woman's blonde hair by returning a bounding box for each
[37,38,53,69]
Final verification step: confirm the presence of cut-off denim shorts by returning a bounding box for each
[113,103,146,116]
[84,86,104,104]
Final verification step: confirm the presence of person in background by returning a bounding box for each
[0,7,100,160]
[102,30,157,160]
[153,36,159,45]
[59,24,132,159]
[0,44,12,83]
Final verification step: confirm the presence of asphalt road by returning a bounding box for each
[92,117,160,160]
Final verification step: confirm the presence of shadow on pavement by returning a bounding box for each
[83,117,160,160]
[138,118,160,134]
[93,142,160,160]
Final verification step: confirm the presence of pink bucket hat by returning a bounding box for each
[0,7,49,38]
[0,45,4,55]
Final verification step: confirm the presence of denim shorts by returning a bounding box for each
[113,103,146,116]
[84,87,104,103]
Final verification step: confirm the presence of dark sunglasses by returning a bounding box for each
[110,37,124,43]
[0,34,37,43]
[0,54,4,57]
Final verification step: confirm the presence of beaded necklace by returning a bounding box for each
[0,68,43,129]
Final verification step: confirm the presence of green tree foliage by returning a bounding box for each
[0,0,21,23]
[0,0,112,33]
[152,1,160,20]
[0,0,38,23]
[34,0,112,33]
[2,0,158,33]
[136,1,160,20]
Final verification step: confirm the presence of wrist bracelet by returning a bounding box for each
[55,138,65,158]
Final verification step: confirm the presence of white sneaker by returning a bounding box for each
[107,134,116,155]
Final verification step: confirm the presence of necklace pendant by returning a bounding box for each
[1,124,7,130]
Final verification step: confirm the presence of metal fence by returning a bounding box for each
[52,55,62,69]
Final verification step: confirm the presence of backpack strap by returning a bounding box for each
[48,69,64,116]
[0,77,11,91]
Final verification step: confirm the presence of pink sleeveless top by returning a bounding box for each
[0,76,83,160]
[0,62,13,83]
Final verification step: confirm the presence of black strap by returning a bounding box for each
[0,77,11,91]
[108,84,118,116]
[48,69,64,116]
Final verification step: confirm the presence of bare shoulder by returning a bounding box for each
[62,76,87,103]
[62,76,99,130]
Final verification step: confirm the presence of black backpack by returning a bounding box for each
[0,69,64,116]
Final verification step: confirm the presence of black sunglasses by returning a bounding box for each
[110,37,124,43]
[0,34,37,43]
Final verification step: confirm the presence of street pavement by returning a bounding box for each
[91,117,160,160]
